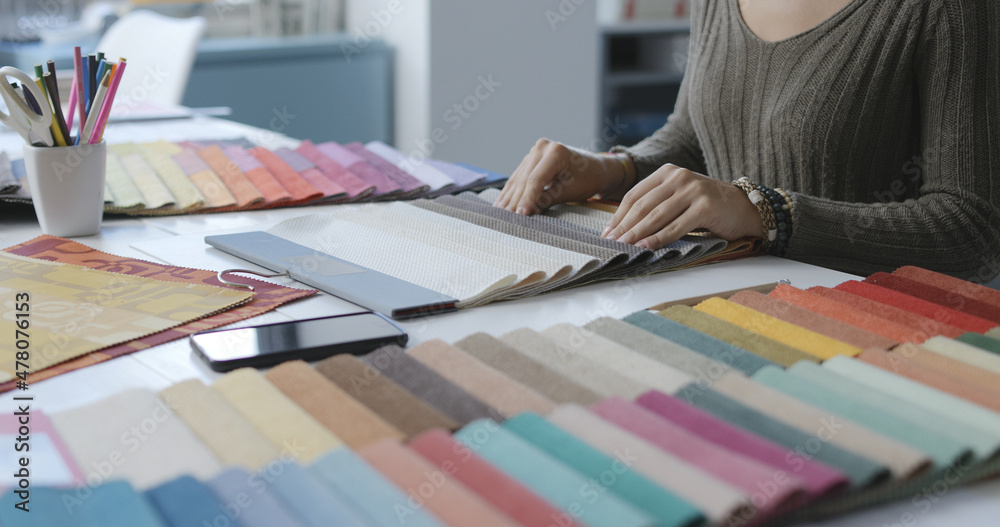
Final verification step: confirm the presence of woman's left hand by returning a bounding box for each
[602,164,765,249]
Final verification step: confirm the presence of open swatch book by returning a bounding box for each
[209,188,759,317]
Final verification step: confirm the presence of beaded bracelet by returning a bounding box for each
[732,177,794,255]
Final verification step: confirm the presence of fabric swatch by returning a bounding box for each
[588,399,806,517]
[249,146,323,202]
[309,448,446,527]
[546,405,753,525]
[259,461,371,527]
[314,354,459,437]
[198,145,265,207]
[116,150,176,209]
[211,368,342,464]
[731,290,897,349]
[672,384,888,489]
[295,140,374,199]
[623,310,777,375]
[406,339,557,416]
[346,142,429,195]
[453,332,603,405]
[769,284,921,343]
[693,298,862,359]
[541,323,694,395]
[159,379,280,471]
[172,148,237,208]
[453,419,659,527]
[711,373,932,479]
[920,336,1000,374]
[499,328,646,398]
[833,281,997,333]
[146,476,245,527]
[274,147,348,200]
[857,348,1000,412]
[0,411,83,487]
[584,316,734,383]
[504,412,705,527]
[659,306,818,367]
[409,429,587,527]
[361,344,499,424]
[755,364,978,467]
[635,390,849,499]
[893,266,1000,309]
[865,272,1000,324]
[891,342,1000,393]
[50,389,221,490]
[223,145,293,205]
[207,468,305,527]
[806,286,966,339]
[0,481,166,527]
[103,152,148,210]
[427,160,485,187]
[0,152,16,194]
[136,142,206,210]
[990,327,1000,340]
[366,141,455,191]
[316,141,402,197]
[359,439,520,527]
[821,355,1000,444]
[0,251,252,382]
[1,236,314,393]
[265,360,405,449]
[958,332,1000,355]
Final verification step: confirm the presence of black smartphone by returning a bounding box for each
[190,312,407,372]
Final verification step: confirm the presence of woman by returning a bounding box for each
[495,0,999,282]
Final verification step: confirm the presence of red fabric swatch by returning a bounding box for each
[859,349,1000,412]
[806,286,966,340]
[769,285,920,343]
[894,266,1000,309]
[409,429,585,527]
[865,272,1000,325]
[834,281,997,334]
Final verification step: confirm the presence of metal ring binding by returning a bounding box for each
[216,268,290,292]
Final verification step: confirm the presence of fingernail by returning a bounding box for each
[636,239,649,249]
[516,207,528,215]
[619,232,634,244]
[601,226,611,237]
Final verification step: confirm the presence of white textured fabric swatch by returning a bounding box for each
[50,389,222,490]
[920,336,1000,374]
[542,323,694,395]
[116,151,176,210]
[268,213,517,307]
[104,153,147,210]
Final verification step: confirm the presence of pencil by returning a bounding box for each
[44,72,71,144]
[81,72,111,145]
[65,69,78,131]
[91,59,126,144]
[34,78,67,147]
[73,47,86,144]
[82,59,91,117]
[88,54,97,103]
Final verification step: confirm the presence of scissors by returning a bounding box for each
[0,66,54,147]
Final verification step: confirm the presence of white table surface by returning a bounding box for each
[1,117,997,526]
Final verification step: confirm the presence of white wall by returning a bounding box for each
[346,0,599,175]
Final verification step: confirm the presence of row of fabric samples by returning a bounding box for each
[4,265,999,527]
[0,140,507,213]
[262,187,756,308]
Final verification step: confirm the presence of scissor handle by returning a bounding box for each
[0,66,54,143]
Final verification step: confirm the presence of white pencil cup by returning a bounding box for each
[23,141,107,237]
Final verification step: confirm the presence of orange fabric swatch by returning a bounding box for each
[865,272,1000,325]
[806,286,965,340]
[249,147,323,202]
[892,343,1000,394]
[770,284,920,343]
[222,146,292,206]
[197,145,265,207]
[894,266,1000,310]
[835,281,997,334]
[858,348,1000,412]
[358,439,520,527]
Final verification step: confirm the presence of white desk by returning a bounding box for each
[2,117,997,526]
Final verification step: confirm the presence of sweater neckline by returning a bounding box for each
[730,0,867,47]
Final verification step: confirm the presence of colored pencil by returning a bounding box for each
[82,59,91,116]
[88,54,97,103]
[43,72,71,143]
[66,69,78,131]
[81,72,111,145]
[73,46,86,144]
[33,78,66,147]
[91,59,126,144]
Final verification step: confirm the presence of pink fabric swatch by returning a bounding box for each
[317,142,401,197]
[296,140,375,200]
[273,148,347,200]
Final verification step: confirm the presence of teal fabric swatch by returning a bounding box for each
[309,448,446,527]
[958,332,1000,355]
[754,364,975,468]
[0,481,166,527]
[674,383,887,488]
[267,461,370,527]
[454,419,658,527]
[504,413,704,527]
[624,310,776,375]
[147,476,247,527]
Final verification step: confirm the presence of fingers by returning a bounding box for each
[636,201,705,250]
[511,153,569,215]
[494,147,540,209]
[603,166,683,241]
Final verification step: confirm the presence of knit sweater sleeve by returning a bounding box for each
[787,0,1000,282]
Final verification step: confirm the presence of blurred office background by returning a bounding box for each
[0,0,691,174]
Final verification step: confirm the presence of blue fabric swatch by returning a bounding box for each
[206,468,304,527]
[146,475,246,527]
[0,481,166,527]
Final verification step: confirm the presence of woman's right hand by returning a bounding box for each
[493,138,633,215]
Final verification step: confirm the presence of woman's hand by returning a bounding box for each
[602,164,765,249]
[494,138,631,215]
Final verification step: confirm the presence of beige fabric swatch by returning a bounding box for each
[920,336,1000,374]
[542,323,693,395]
[103,153,146,210]
[116,149,176,210]
[406,339,556,416]
[50,389,221,490]
[137,143,205,210]
[499,328,648,399]
[159,379,279,471]
[712,373,932,479]
[265,361,405,449]
[988,328,1000,339]
[212,368,341,464]
[268,214,517,307]
[548,404,752,525]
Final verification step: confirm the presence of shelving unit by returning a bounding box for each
[600,19,691,146]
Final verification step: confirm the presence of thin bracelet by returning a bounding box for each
[600,152,634,197]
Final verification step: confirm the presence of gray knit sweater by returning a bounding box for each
[617,0,1000,281]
